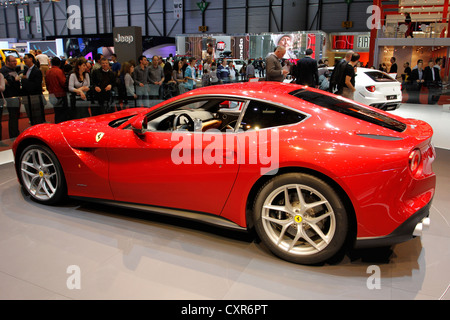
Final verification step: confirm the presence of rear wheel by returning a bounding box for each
[253,173,348,265]
[19,144,66,205]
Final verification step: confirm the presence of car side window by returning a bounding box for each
[144,98,247,132]
[239,101,306,131]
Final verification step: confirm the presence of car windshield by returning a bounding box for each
[364,71,396,82]
[109,115,136,128]
[289,89,406,133]
[2,50,20,58]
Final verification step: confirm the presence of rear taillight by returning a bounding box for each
[366,86,375,92]
[409,149,422,176]
[365,85,376,92]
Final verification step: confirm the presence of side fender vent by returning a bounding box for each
[356,134,403,141]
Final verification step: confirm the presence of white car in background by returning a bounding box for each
[327,67,402,111]
[230,59,246,73]
[219,58,246,73]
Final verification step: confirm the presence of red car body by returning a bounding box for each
[13,82,436,264]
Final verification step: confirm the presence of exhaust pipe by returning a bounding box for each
[413,217,431,237]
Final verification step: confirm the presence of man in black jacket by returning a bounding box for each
[91,57,116,115]
[21,53,46,125]
[0,55,22,139]
[424,59,441,105]
[295,48,319,87]
[328,51,353,94]
[389,57,398,74]
[407,59,424,104]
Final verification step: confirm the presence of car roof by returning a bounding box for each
[357,68,386,73]
[328,66,385,73]
[184,81,300,101]
[156,81,409,132]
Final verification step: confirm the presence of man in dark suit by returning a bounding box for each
[91,57,116,115]
[408,59,424,104]
[265,46,289,82]
[424,59,441,105]
[389,57,398,74]
[0,55,22,139]
[295,48,319,87]
[21,53,46,125]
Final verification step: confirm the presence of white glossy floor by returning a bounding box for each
[390,103,450,151]
[0,103,449,300]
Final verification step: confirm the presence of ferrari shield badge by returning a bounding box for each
[96,132,105,142]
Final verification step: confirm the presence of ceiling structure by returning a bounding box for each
[0,0,60,8]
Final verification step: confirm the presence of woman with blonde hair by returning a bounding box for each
[68,58,91,119]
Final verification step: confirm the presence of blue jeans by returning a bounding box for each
[136,84,149,107]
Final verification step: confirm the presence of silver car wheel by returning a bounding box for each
[261,184,336,256]
[20,148,59,201]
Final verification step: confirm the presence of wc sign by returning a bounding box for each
[174,0,183,19]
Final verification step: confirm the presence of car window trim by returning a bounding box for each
[142,96,249,133]
[289,88,407,133]
[238,99,310,132]
[134,94,310,133]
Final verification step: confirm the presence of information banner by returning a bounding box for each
[18,8,26,30]
[35,7,42,34]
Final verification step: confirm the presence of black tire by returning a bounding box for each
[253,173,348,265]
[18,144,67,205]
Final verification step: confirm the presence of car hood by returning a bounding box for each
[57,108,146,149]
[64,108,147,126]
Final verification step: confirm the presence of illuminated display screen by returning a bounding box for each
[332,35,354,50]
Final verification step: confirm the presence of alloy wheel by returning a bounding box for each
[261,184,336,256]
[20,147,60,202]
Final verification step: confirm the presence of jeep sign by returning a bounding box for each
[113,27,142,66]
[115,34,134,44]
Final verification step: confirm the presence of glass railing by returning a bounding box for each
[0,74,246,152]
[378,20,448,39]
[0,90,163,152]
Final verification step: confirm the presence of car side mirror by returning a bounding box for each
[131,115,147,136]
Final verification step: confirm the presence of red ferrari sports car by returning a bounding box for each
[12,82,436,265]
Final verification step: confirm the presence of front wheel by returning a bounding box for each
[19,144,67,205]
[253,173,348,265]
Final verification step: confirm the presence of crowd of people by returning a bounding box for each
[402,57,443,104]
[0,47,360,143]
[1,52,49,143]
[0,52,200,142]
[264,45,361,100]
[1,45,443,144]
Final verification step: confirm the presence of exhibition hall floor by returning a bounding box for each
[0,103,449,300]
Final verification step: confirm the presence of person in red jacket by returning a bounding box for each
[46,57,69,123]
